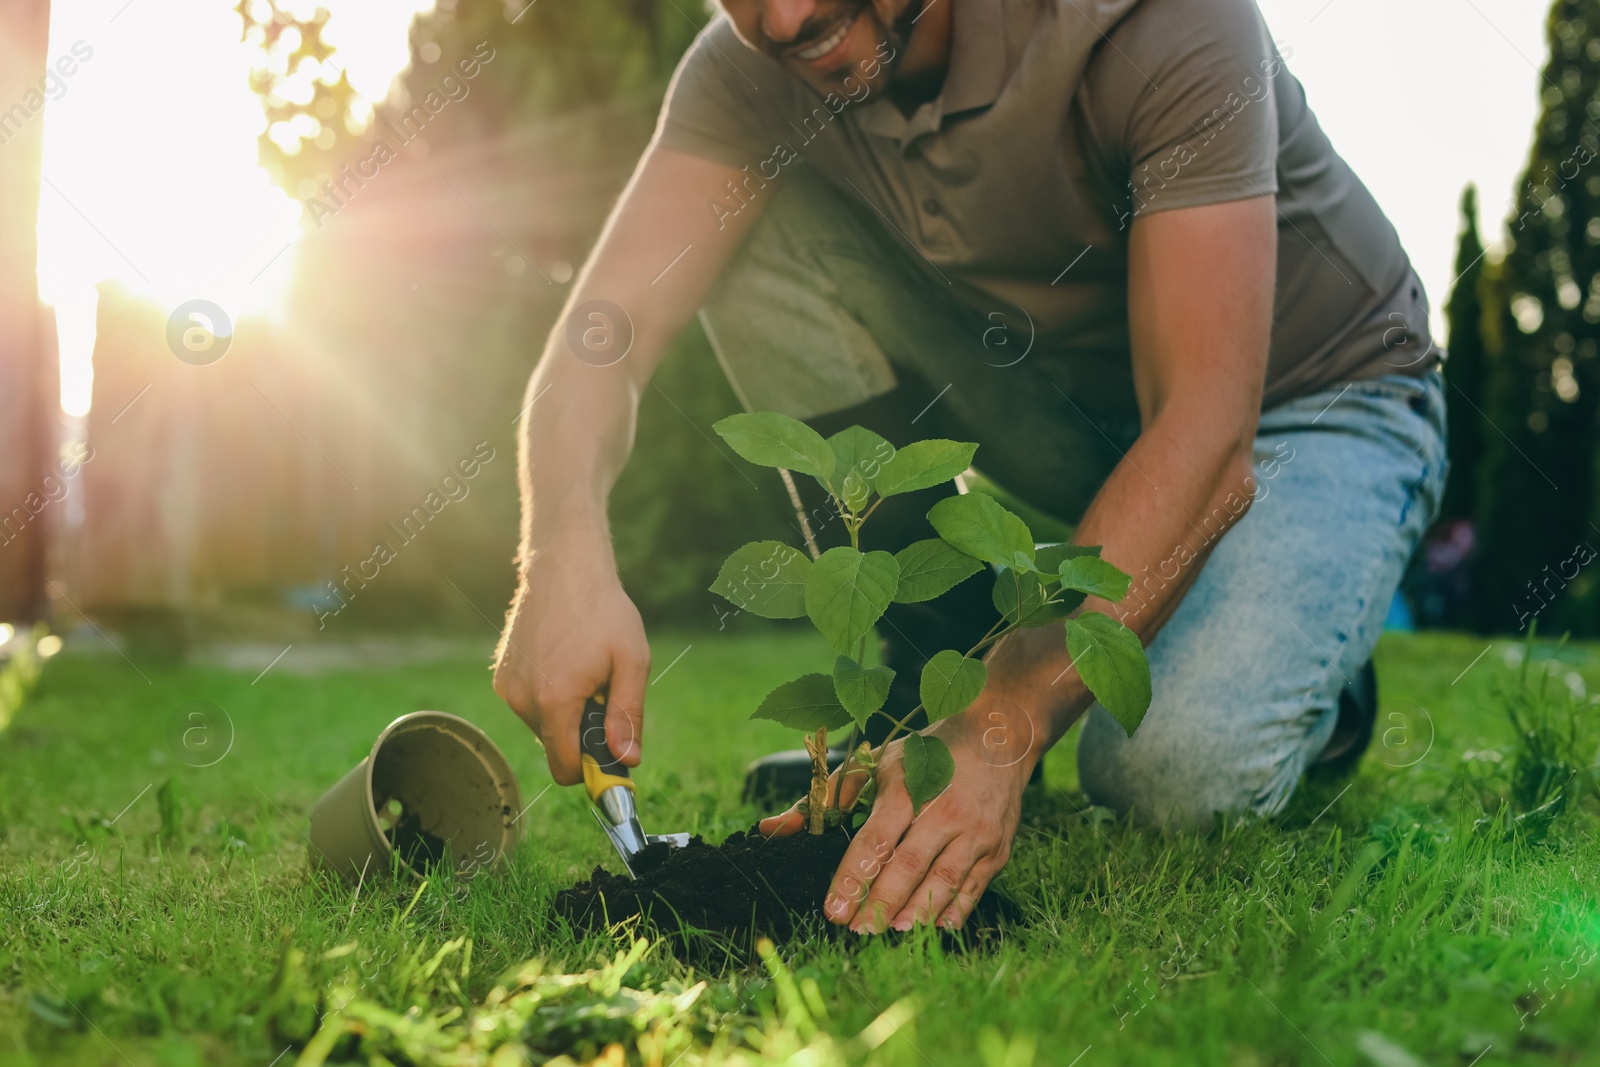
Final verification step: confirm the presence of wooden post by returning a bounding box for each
[0,1,55,623]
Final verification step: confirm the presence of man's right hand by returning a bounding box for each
[493,548,650,786]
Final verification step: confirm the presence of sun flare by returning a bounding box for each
[36,0,433,417]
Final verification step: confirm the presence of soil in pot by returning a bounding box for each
[555,825,1017,958]
[383,807,449,870]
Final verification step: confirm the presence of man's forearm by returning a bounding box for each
[510,147,769,577]
[516,334,640,568]
[985,405,1258,756]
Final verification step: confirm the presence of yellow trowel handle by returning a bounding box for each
[579,696,634,804]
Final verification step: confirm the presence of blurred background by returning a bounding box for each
[0,0,1593,665]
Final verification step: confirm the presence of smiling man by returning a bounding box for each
[494,0,1447,933]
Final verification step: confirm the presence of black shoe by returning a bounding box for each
[742,747,847,808]
[1309,659,1377,778]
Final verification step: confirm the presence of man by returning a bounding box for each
[494,0,1446,934]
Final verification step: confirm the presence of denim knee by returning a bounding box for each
[1075,701,1337,829]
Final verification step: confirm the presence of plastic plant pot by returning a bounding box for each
[308,711,522,883]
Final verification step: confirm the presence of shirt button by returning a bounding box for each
[922,197,943,216]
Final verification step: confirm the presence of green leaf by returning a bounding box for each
[713,412,836,483]
[893,538,985,603]
[927,493,1036,572]
[919,649,987,721]
[1065,612,1152,736]
[873,439,978,498]
[752,673,853,731]
[827,426,895,512]
[901,733,955,815]
[804,547,900,654]
[1033,545,1099,614]
[709,541,811,619]
[1034,543,1101,572]
[992,570,1071,627]
[1058,556,1132,602]
[833,656,895,729]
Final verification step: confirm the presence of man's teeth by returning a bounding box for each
[796,16,854,61]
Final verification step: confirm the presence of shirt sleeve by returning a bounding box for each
[652,17,776,169]
[1090,0,1282,218]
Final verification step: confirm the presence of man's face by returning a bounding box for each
[717,0,918,96]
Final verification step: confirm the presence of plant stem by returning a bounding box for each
[832,723,858,813]
[872,703,928,754]
[778,469,823,562]
[966,615,1012,658]
[830,633,873,815]
[805,727,829,835]
[880,703,924,738]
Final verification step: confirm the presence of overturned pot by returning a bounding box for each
[309,711,522,883]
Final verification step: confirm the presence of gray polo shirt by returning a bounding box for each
[654,0,1439,410]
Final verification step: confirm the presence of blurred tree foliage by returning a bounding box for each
[1461,0,1600,634]
[243,0,793,624]
[236,2,361,196]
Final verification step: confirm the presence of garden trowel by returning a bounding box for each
[580,696,689,877]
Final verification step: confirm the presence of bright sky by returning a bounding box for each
[1254,0,1548,336]
[36,0,1550,415]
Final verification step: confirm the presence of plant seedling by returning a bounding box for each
[710,412,1153,833]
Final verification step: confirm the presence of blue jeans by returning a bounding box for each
[701,172,1448,826]
[1075,373,1446,824]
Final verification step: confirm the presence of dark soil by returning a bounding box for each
[385,810,448,870]
[555,825,1017,959]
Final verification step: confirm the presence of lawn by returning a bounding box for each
[2,626,1598,1066]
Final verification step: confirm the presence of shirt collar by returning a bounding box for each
[855,0,1012,144]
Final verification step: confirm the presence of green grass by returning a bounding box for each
[2,628,1599,1065]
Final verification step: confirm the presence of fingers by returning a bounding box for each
[606,643,649,767]
[940,856,1005,930]
[820,742,1012,933]
[758,806,805,837]
[834,758,872,808]
[494,657,583,787]
[492,627,648,786]
[539,695,588,786]
[936,868,992,930]
[850,818,966,933]
[889,845,980,931]
[825,781,914,929]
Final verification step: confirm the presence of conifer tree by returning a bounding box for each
[1472,0,1600,635]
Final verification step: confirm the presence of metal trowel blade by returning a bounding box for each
[590,807,638,878]
[588,811,690,880]
[646,832,691,849]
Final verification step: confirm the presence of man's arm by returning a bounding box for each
[494,145,767,785]
[990,193,1277,746]
[766,195,1279,931]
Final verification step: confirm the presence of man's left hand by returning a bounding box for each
[758,702,1036,931]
